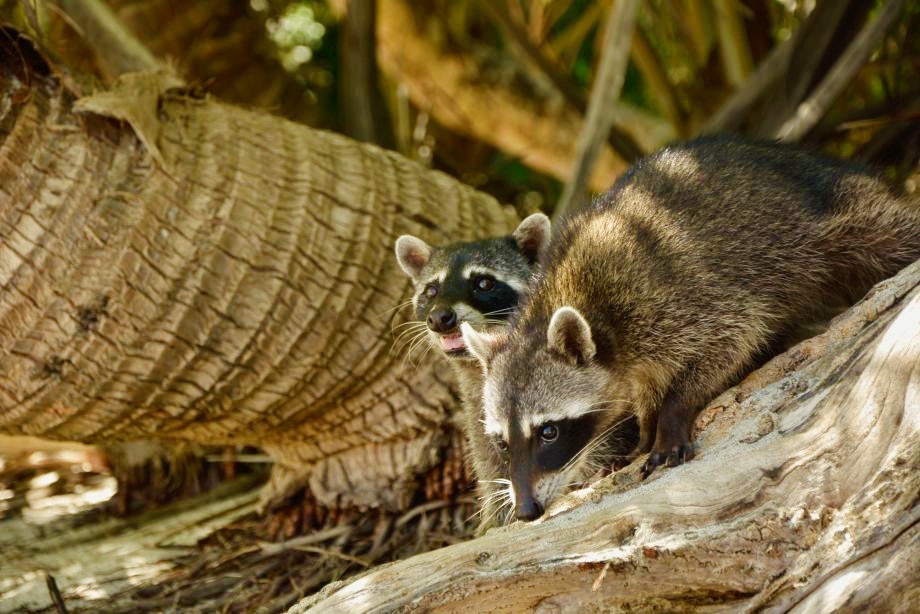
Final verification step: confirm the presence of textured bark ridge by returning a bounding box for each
[297,259,920,612]
[0,45,517,509]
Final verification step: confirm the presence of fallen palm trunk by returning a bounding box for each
[297,258,920,612]
[0,34,516,510]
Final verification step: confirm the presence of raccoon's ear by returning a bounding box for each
[512,213,551,264]
[394,235,432,279]
[461,322,503,368]
[547,306,595,365]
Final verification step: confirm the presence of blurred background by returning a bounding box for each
[3,0,918,221]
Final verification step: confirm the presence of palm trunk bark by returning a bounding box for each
[0,40,517,509]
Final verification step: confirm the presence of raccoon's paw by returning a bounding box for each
[641,443,694,479]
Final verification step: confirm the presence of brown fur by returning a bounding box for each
[466,135,920,518]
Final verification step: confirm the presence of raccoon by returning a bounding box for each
[462,135,920,521]
[394,213,550,526]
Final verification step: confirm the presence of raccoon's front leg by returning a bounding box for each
[641,388,696,478]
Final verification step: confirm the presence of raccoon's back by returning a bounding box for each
[535,137,920,362]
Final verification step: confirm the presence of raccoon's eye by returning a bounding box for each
[538,423,559,443]
[495,439,509,454]
[474,275,495,292]
[423,284,438,299]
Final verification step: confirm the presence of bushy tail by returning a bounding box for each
[827,174,920,296]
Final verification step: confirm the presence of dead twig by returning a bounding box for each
[293,546,371,567]
[258,525,352,557]
[45,573,68,614]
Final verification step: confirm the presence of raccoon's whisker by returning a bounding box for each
[393,328,430,356]
[404,342,429,369]
[477,503,502,528]
[480,312,510,318]
[391,327,427,342]
[577,422,626,460]
[391,327,428,348]
[480,307,516,317]
[468,507,489,523]
[497,496,515,525]
[477,491,509,508]
[391,322,427,342]
[400,331,432,368]
[378,299,415,319]
[560,414,635,474]
[408,339,435,368]
[477,478,511,485]
[474,483,513,527]
[413,344,434,368]
[391,319,428,331]
[579,399,634,413]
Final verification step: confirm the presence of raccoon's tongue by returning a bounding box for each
[441,333,465,352]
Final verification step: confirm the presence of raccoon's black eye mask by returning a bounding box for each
[532,415,597,471]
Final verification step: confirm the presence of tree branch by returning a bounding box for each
[776,0,907,141]
[754,0,855,137]
[54,0,162,78]
[712,0,753,87]
[477,0,644,162]
[701,20,799,134]
[554,0,639,221]
[340,0,393,147]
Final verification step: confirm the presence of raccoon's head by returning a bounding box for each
[393,213,550,362]
[463,306,628,521]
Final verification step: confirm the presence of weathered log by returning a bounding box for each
[296,258,920,612]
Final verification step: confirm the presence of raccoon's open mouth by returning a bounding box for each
[440,332,466,354]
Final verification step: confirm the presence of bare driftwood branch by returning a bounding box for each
[554,0,639,221]
[298,258,920,612]
[776,0,908,142]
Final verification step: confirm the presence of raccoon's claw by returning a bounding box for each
[641,444,694,479]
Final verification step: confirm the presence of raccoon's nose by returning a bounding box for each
[427,308,457,332]
[515,496,543,521]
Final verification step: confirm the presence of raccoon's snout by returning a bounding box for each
[515,495,543,521]
[427,308,457,333]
